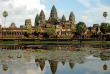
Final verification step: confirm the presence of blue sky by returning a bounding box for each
[0,0,110,27]
[41,0,110,26]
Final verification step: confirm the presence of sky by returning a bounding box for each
[0,0,110,27]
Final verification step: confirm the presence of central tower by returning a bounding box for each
[49,5,59,21]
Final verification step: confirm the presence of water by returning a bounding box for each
[0,43,110,74]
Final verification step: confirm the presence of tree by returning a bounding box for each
[103,64,108,70]
[47,25,56,37]
[103,12,108,22]
[36,26,42,33]
[71,28,76,38]
[27,28,32,34]
[108,25,110,32]
[36,27,42,38]
[3,65,8,71]
[76,22,86,38]
[2,11,8,28]
[100,23,109,34]
[2,11,8,37]
[71,28,76,33]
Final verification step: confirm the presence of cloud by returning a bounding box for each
[41,0,58,4]
[76,0,102,8]
[75,0,110,26]
[0,0,110,28]
[57,10,67,19]
[0,0,46,27]
[26,68,45,74]
[76,0,91,7]
[0,63,46,74]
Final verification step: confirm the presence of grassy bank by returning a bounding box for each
[0,41,110,44]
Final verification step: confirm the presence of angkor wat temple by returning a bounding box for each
[0,5,109,40]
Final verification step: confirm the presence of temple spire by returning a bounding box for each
[39,10,45,21]
[35,14,39,26]
[39,10,45,23]
[69,11,75,24]
[61,15,66,22]
[49,5,58,21]
[36,14,39,20]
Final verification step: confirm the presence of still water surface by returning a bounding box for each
[0,43,110,74]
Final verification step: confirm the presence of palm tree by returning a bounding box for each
[2,11,8,37]
[76,22,86,38]
[103,12,108,22]
[76,22,86,43]
[103,63,108,70]
[2,65,8,71]
[100,23,109,34]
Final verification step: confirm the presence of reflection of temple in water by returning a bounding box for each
[39,59,45,71]
[0,43,110,50]
[35,59,75,74]
[0,44,110,73]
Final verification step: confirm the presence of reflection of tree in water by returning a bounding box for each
[100,51,110,71]
[103,63,108,70]
[2,65,8,71]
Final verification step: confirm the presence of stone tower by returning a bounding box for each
[25,19,32,28]
[49,5,58,21]
[39,10,45,24]
[35,14,39,26]
[9,22,16,28]
[61,15,66,22]
[69,11,75,24]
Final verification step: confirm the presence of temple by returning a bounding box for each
[0,5,108,40]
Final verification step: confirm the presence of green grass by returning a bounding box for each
[0,41,110,44]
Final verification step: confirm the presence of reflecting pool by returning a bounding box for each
[0,43,110,74]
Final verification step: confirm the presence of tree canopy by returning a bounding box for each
[76,22,86,35]
[2,11,8,18]
[100,23,110,34]
[47,25,56,35]
[71,27,76,33]
[36,27,42,33]
[103,12,108,18]
[27,28,32,34]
